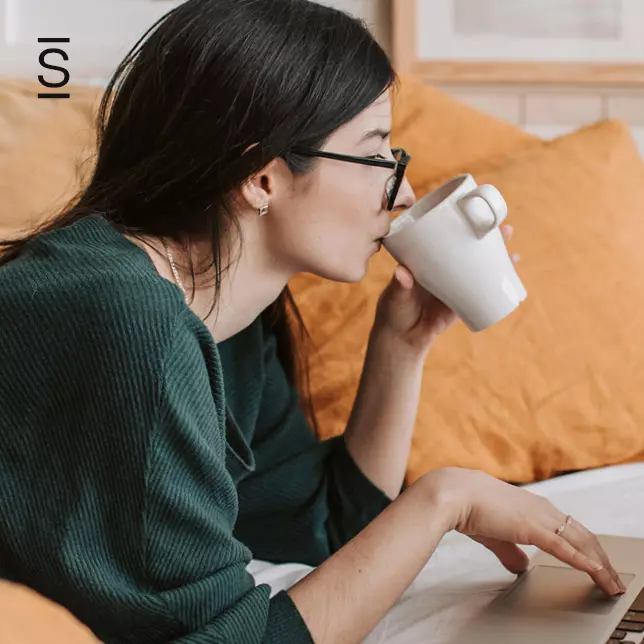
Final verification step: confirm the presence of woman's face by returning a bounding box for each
[261,93,416,283]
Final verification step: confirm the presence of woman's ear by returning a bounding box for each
[240,172,270,212]
[240,158,294,213]
[240,158,286,211]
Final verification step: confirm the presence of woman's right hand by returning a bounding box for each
[421,467,626,596]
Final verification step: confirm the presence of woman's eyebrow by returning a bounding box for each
[359,128,391,143]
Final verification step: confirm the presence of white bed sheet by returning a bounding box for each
[248,462,644,643]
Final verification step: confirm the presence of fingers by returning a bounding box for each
[501,225,520,265]
[534,526,623,596]
[535,529,604,574]
[564,519,627,595]
[394,265,415,290]
[474,536,530,574]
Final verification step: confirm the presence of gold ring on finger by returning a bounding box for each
[556,514,574,537]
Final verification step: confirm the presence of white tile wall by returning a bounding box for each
[446,85,644,158]
[524,93,604,126]
[525,124,644,157]
[445,90,522,125]
[608,94,644,126]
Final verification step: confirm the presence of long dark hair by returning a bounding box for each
[0,0,397,427]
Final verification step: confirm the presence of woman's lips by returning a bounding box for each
[376,225,391,241]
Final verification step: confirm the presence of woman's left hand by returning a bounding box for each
[374,225,517,355]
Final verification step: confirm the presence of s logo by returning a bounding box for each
[37,38,71,98]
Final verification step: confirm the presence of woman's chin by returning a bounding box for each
[319,262,369,284]
[346,260,372,283]
[310,248,375,283]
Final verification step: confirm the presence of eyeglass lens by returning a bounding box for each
[385,149,404,203]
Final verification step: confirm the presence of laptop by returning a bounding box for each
[454,535,644,643]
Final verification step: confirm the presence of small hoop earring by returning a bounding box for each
[258,204,269,217]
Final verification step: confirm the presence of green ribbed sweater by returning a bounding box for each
[0,215,391,643]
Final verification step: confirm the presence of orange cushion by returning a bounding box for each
[297,119,644,484]
[0,581,99,643]
[391,75,540,195]
[0,78,100,239]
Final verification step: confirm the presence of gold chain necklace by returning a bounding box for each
[161,239,186,299]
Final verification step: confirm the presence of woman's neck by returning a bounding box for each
[126,226,293,343]
[204,246,291,342]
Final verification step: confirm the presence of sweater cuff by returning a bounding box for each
[263,590,314,643]
[334,435,393,508]
[325,435,393,549]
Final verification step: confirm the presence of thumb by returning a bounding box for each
[472,536,530,575]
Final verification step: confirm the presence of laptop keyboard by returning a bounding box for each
[607,587,644,643]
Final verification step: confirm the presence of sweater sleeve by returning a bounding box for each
[234,328,392,567]
[137,313,314,643]
[0,285,313,644]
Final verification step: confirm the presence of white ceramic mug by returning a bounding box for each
[383,174,527,332]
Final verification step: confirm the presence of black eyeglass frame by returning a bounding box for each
[290,147,411,211]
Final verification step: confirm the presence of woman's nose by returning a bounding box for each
[390,177,416,212]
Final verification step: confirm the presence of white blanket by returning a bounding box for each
[249,462,644,643]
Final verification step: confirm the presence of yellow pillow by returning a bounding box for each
[299,119,644,484]
[0,78,100,239]
[391,75,540,195]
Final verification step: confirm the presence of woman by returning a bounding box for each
[0,1,624,642]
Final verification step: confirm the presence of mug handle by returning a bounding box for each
[458,185,508,237]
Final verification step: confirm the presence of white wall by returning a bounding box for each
[313,0,391,51]
[406,0,644,155]
[12,0,639,155]
[0,0,182,82]
[327,1,644,157]
[0,0,392,83]
[440,82,644,158]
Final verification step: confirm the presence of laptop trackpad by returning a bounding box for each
[501,565,635,615]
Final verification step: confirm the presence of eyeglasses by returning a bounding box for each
[290,147,411,211]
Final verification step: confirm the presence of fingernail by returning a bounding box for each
[512,253,521,262]
[589,560,604,572]
[619,579,627,592]
[505,225,514,234]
